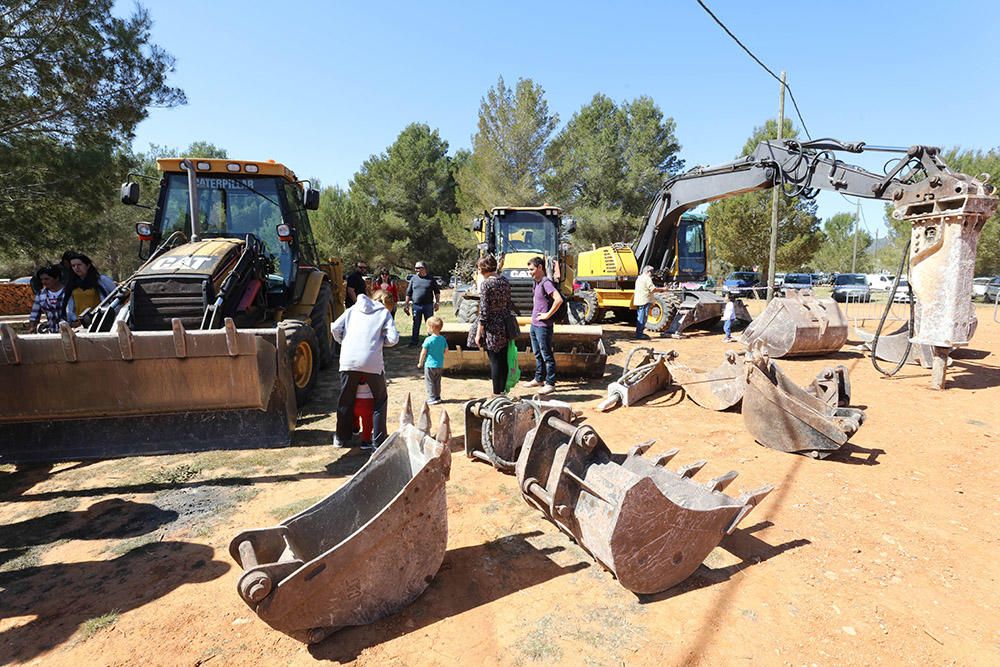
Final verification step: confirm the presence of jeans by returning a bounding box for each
[410,303,434,345]
[336,371,388,445]
[635,303,650,337]
[723,317,733,338]
[529,324,556,386]
[486,348,509,395]
[424,366,443,402]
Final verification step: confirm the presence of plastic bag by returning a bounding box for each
[504,340,521,392]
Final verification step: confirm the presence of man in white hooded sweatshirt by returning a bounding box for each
[331,292,400,448]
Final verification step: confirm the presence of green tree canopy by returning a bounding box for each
[543,94,683,248]
[940,147,1000,275]
[811,212,873,273]
[707,118,821,272]
[456,76,558,214]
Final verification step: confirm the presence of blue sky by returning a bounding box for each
[125,0,1000,235]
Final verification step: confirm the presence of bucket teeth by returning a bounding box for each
[60,322,79,362]
[400,393,414,427]
[435,409,451,445]
[654,449,680,466]
[707,470,738,492]
[678,460,707,478]
[417,402,432,434]
[627,440,655,458]
[726,484,775,534]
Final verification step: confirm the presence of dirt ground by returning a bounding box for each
[2,301,998,666]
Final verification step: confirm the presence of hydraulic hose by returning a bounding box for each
[870,238,914,377]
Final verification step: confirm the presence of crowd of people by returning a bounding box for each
[27,251,117,333]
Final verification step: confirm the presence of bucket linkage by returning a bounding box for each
[464,395,575,472]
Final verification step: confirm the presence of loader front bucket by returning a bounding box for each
[0,319,296,464]
[596,347,673,412]
[742,347,865,458]
[440,323,607,378]
[665,350,745,411]
[464,395,574,472]
[740,290,847,357]
[665,290,751,336]
[230,399,451,644]
[515,411,772,594]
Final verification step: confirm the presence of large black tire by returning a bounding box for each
[455,288,481,324]
[279,319,320,408]
[611,307,639,325]
[643,293,680,333]
[567,289,603,325]
[310,281,336,369]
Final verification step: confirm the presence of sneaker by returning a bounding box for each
[538,384,556,396]
[360,441,376,452]
[722,336,733,342]
[426,399,442,405]
[522,379,544,388]
[332,435,349,448]
[635,333,651,340]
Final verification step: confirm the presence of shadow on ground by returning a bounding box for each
[308,530,588,662]
[0,498,177,549]
[0,541,229,663]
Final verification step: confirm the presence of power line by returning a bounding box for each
[695,0,812,140]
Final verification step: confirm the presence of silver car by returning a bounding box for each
[832,273,871,302]
[973,276,994,300]
[986,277,1000,304]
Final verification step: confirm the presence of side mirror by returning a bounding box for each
[476,242,489,252]
[304,188,320,210]
[471,217,483,232]
[121,182,140,206]
[135,222,153,241]
[562,217,577,234]
[276,223,294,242]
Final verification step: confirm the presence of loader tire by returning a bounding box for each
[455,289,481,324]
[611,307,638,325]
[280,319,320,408]
[644,293,680,333]
[568,290,603,325]
[310,282,336,369]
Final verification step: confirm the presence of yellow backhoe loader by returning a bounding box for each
[0,158,344,463]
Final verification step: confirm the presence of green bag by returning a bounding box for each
[504,340,521,392]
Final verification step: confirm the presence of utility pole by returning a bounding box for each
[851,199,859,273]
[873,228,880,272]
[765,71,786,302]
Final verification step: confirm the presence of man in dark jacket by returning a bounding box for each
[345,260,369,308]
[403,261,440,347]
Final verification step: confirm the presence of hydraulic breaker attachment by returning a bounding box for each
[740,290,847,357]
[665,290,752,336]
[596,347,673,412]
[515,411,773,594]
[0,319,295,463]
[440,323,607,379]
[665,350,745,411]
[230,398,451,644]
[742,346,865,458]
[464,395,575,472]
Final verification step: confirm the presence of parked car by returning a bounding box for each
[866,274,895,291]
[986,276,1000,304]
[832,273,871,302]
[723,271,763,298]
[973,276,994,299]
[810,273,823,286]
[781,273,813,296]
[891,277,912,303]
[774,272,786,288]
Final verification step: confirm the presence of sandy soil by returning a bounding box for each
[1,302,998,666]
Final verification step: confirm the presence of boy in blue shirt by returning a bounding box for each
[417,316,447,405]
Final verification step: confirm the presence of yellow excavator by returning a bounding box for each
[0,158,344,463]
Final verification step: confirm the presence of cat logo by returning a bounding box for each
[505,269,532,279]
[150,255,216,271]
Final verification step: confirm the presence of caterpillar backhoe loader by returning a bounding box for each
[445,206,607,378]
[0,158,344,463]
[575,138,995,388]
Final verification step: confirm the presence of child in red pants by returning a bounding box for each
[353,378,375,448]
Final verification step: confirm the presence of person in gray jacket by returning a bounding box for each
[331,290,400,449]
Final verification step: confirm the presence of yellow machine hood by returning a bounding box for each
[137,238,244,277]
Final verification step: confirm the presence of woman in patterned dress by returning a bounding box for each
[467,255,514,395]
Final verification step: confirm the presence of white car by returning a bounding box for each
[972,276,992,299]
[866,274,895,291]
[891,277,912,303]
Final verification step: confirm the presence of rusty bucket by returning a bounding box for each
[464,396,575,472]
[440,323,607,378]
[515,411,772,594]
[666,290,752,336]
[742,347,864,458]
[665,350,745,411]
[741,290,847,357]
[230,398,451,643]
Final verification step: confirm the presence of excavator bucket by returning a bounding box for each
[440,323,607,378]
[665,350,745,411]
[742,346,865,458]
[854,316,977,370]
[665,290,751,336]
[230,400,451,644]
[464,395,575,472]
[741,290,848,357]
[515,411,772,594]
[0,319,295,464]
[596,347,673,412]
